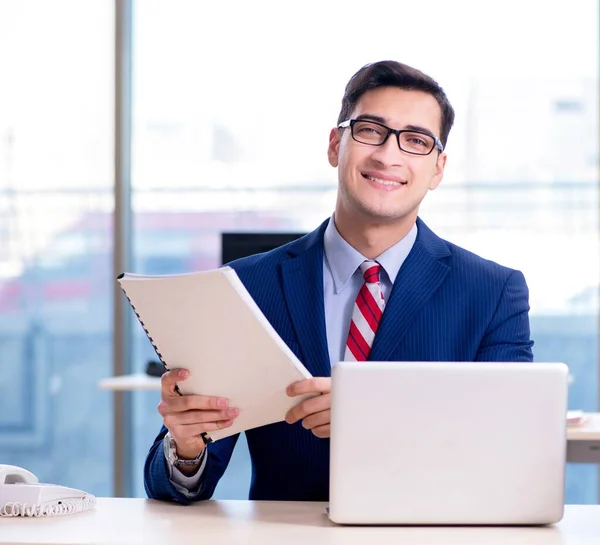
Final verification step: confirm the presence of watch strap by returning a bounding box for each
[164,432,206,467]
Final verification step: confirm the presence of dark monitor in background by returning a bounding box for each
[221,232,306,264]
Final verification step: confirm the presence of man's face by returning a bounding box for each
[328,86,447,225]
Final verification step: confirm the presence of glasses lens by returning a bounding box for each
[352,121,387,145]
[399,131,435,155]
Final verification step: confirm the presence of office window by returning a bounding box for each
[130,0,599,501]
[0,1,114,495]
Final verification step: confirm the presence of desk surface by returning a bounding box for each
[99,372,574,389]
[567,413,600,441]
[3,499,600,545]
[98,373,160,391]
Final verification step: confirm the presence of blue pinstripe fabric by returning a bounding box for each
[144,216,534,503]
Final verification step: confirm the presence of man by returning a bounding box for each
[144,60,534,504]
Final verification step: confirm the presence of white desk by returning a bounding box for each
[98,373,160,391]
[99,373,575,390]
[99,374,600,464]
[567,413,600,463]
[567,413,600,441]
[3,499,599,545]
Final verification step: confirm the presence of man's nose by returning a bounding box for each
[369,135,405,165]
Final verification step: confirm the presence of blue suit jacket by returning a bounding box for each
[144,217,534,503]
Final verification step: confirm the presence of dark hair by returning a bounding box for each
[337,60,455,149]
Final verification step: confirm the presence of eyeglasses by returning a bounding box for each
[338,119,444,155]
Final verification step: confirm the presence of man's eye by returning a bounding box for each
[357,126,380,134]
[356,123,385,137]
[402,132,433,149]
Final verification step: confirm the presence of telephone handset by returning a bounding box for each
[0,464,96,517]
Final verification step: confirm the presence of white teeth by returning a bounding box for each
[366,175,404,185]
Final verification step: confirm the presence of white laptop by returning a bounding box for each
[328,361,568,525]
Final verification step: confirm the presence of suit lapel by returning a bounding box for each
[280,221,331,378]
[369,218,451,361]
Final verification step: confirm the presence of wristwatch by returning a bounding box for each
[163,431,205,467]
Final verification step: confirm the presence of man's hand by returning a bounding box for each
[158,368,239,460]
[285,377,331,438]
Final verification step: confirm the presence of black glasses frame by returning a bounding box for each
[338,118,444,155]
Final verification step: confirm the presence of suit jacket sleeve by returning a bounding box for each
[475,269,534,362]
[144,425,239,503]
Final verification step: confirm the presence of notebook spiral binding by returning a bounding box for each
[119,287,169,372]
[117,278,212,445]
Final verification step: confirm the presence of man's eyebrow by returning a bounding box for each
[355,115,437,139]
[354,114,387,124]
[404,124,436,139]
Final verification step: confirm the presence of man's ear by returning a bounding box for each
[429,152,447,190]
[327,128,340,168]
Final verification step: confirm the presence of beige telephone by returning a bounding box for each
[0,464,96,517]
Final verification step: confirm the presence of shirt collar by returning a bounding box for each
[323,215,418,294]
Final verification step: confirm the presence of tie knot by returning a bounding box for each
[359,260,381,284]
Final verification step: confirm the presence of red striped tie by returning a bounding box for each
[345,260,385,361]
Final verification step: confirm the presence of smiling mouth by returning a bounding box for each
[363,174,407,186]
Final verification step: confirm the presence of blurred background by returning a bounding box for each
[0,0,598,502]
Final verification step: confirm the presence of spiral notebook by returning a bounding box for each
[117,267,314,442]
